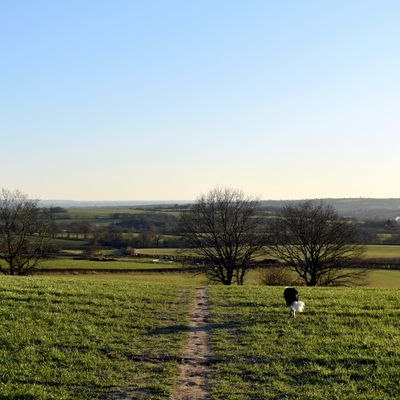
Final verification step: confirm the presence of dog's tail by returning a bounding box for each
[291,301,305,313]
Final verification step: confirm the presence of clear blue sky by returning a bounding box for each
[1,0,399,200]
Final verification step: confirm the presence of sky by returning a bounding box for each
[1,0,399,201]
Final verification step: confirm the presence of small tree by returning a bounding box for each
[259,266,295,286]
[180,187,265,285]
[268,201,365,286]
[0,189,53,275]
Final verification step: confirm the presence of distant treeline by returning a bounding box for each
[44,201,400,252]
[42,198,400,219]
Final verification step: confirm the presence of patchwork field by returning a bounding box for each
[1,277,399,399]
[41,268,400,288]
[35,266,400,289]
[38,258,182,270]
[137,245,400,259]
[363,245,400,258]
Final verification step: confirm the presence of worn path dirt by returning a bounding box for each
[171,287,211,400]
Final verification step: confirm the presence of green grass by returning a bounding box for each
[0,277,193,399]
[37,259,400,288]
[59,250,83,255]
[35,268,400,288]
[137,248,183,256]
[247,268,400,288]
[1,276,400,399]
[362,269,400,287]
[39,258,183,270]
[44,273,207,286]
[258,245,400,260]
[137,245,400,259]
[208,286,400,399]
[363,245,400,258]
[66,207,147,218]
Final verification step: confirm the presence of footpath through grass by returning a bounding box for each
[0,277,193,399]
[208,286,400,400]
[2,277,400,399]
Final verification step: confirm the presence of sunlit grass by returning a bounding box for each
[39,258,182,270]
[208,286,400,399]
[1,275,400,399]
[42,272,207,286]
[137,245,400,259]
[246,268,400,288]
[35,266,400,288]
[0,277,193,399]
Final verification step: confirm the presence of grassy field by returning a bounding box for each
[36,255,400,288]
[137,248,184,256]
[2,277,400,399]
[43,272,207,285]
[357,269,400,288]
[66,207,147,218]
[137,245,400,259]
[208,286,400,399]
[38,258,183,270]
[247,268,400,288]
[363,245,400,258]
[0,277,193,399]
[39,268,400,289]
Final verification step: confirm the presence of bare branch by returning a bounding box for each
[180,187,265,285]
[0,189,54,275]
[267,201,365,286]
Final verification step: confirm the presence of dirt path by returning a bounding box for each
[171,287,211,400]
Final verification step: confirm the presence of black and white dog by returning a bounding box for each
[283,287,305,318]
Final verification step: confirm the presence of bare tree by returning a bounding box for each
[180,187,265,285]
[0,189,53,275]
[268,201,365,286]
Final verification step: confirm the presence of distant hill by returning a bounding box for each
[259,198,400,219]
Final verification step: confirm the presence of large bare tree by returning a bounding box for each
[180,187,265,285]
[0,189,53,275]
[268,201,365,286]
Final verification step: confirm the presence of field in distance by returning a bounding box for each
[136,245,400,259]
[46,268,400,288]
[38,258,183,270]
